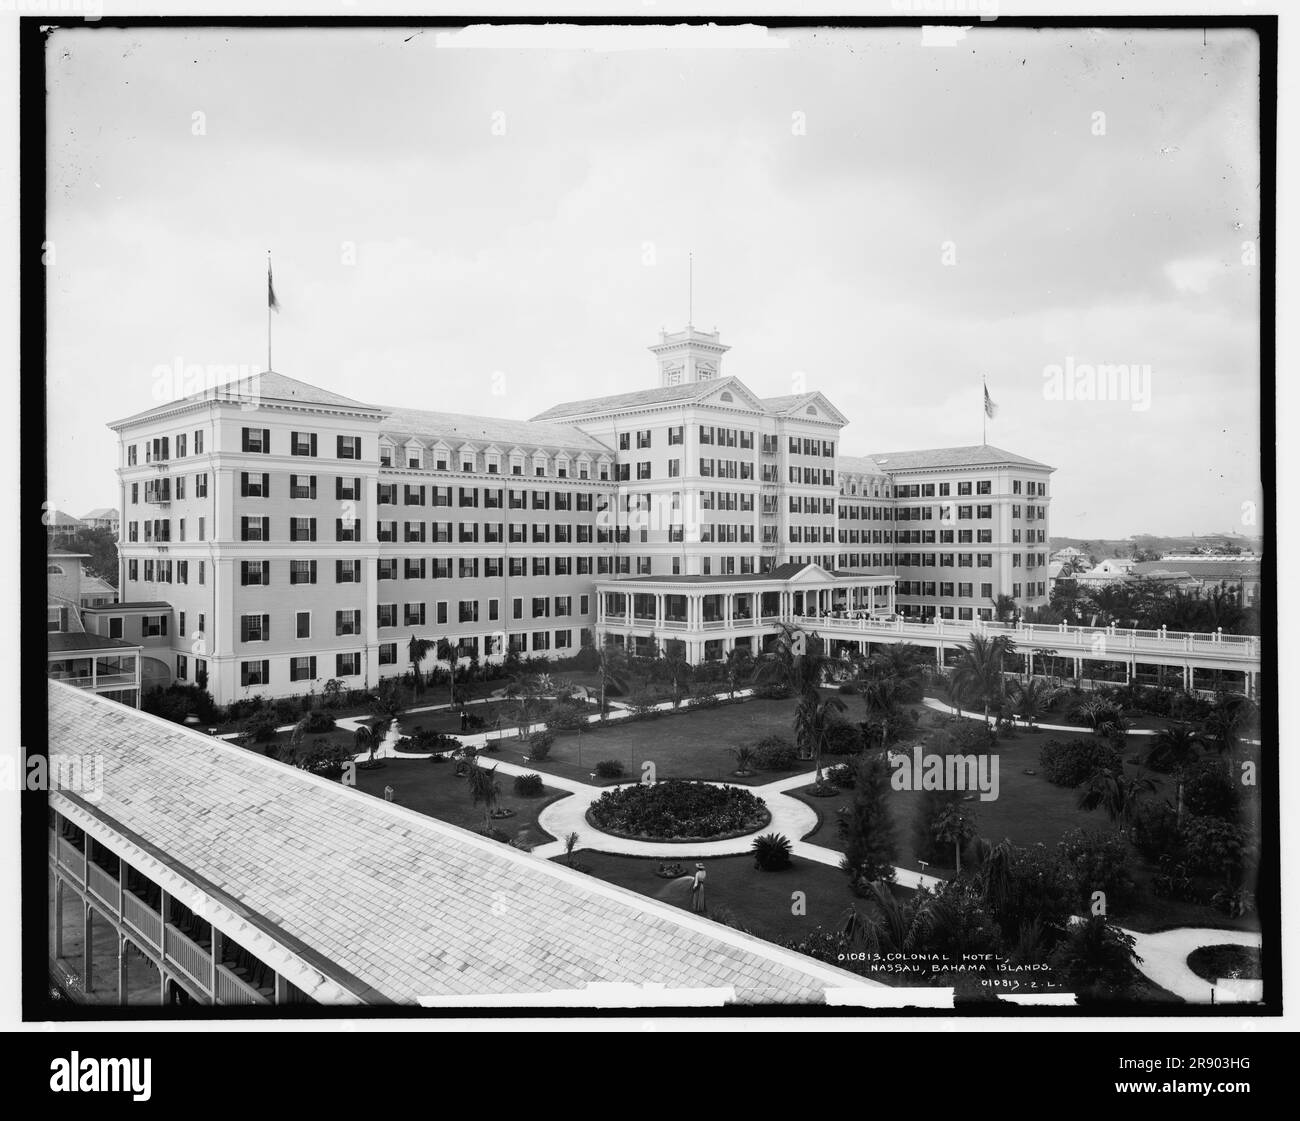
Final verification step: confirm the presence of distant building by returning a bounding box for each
[1133,556,1262,607]
[45,509,86,544]
[47,549,141,707]
[80,507,121,536]
[1075,556,1139,588]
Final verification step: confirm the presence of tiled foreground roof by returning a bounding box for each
[47,682,874,1006]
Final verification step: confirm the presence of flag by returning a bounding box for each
[268,260,280,313]
[983,381,997,419]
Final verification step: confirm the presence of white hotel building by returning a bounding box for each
[108,325,1054,704]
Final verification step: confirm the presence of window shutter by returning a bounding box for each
[240,563,248,587]
[241,617,249,642]
[263,614,270,641]
[241,663,249,686]
[309,656,316,678]
[240,473,248,497]
[310,433,317,456]
[310,476,317,498]
[262,473,270,495]
[336,518,342,539]
[261,660,269,683]
[310,519,317,542]
[261,428,270,453]
[261,516,270,540]
[263,561,271,585]
[308,560,316,583]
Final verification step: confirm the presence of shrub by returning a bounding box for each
[528,731,555,761]
[273,697,301,724]
[827,762,856,789]
[687,690,722,710]
[594,759,625,779]
[300,709,337,734]
[626,691,660,719]
[911,787,966,866]
[1180,815,1250,881]
[1130,799,1180,860]
[513,772,544,797]
[142,683,219,725]
[823,719,864,756]
[1058,829,1134,908]
[588,780,769,840]
[731,745,757,773]
[840,752,897,892]
[240,714,281,745]
[1182,759,1240,822]
[838,682,857,695]
[1039,738,1122,788]
[753,735,798,771]
[752,832,793,871]
[544,702,589,733]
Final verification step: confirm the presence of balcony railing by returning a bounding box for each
[215,963,272,1005]
[86,862,121,914]
[164,924,212,991]
[122,892,162,950]
[56,836,85,881]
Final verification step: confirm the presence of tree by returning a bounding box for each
[354,722,382,762]
[990,594,1018,623]
[753,622,821,695]
[860,675,903,749]
[58,526,119,585]
[863,642,928,701]
[794,687,848,786]
[1047,915,1142,1002]
[655,645,694,707]
[1146,723,1202,774]
[1076,768,1156,829]
[950,633,1017,724]
[595,637,630,717]
[723,646,755,700]
[407,636,436,698]
[435,637,458,707]
[465,761,501,834]
[369,677,406,725]
[839,751,896,892]
[934,802,977,876]
[1010,678,1056,728]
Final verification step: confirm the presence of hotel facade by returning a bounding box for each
[108,326,1055,704]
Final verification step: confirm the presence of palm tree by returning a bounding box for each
[407,636,436,698]
[949,633,1016,724]
[860,675,902,749]
[990,594,1017,623]
[1203,694,1258,761]
[595,638,630,718]
[353,722,382,763]
[1076,768,1156,829]
[1010,678,1056,728]
[435,637,458,707]
[465,761,501,833]
[753,621,820,694]
[1146,723,1202,774]
[1048,915,1142,1000]
[794,687,847,786]
[864,642,928,700]
[723,646,755,700]
[656,645,693,707]
[934,803,976,875]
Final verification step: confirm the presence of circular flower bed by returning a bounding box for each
[586,780,770,843]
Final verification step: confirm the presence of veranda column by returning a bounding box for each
[118,934,128,1004]
[83,903,93,993]
[655,593,664,630]
[54,878,64,957]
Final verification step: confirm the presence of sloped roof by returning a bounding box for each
[379,407,613,455]
[1133,559,1261,580]
[530,379,739,422]
[110,371,380,428]
[80,508,119,520]
[48,682,874,1005]
[45,511,85,527]
[863,444,1054,472]
[79,575,119,596]
[838,454,889,477]
[48,633,139,653]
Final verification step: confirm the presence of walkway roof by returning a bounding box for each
[47,682,872,1006]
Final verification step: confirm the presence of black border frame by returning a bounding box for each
[20,12,1281,1025]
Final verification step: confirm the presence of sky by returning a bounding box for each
[43,22,1263,539]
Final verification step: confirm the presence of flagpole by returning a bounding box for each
[267,250,272,373]
[982,375,986,444]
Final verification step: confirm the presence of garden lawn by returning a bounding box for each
[352,758,568,849]
[491,695,821,785]
[555,850,863,946]
[788,719,1263,935]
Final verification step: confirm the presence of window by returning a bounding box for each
[289,517,317,543]
[242,427,270,454]
[241,660,270,687]
[240,516,270,542]
[290,656,317,682]
[175,655,188,681]
[336,560,361,583]
[240,561,271,585]
[291,431,318,457]
[296,612,311,639]
[240,472,269,497]
[290,560,317,585]
[668,425,683,445]
[377,603,397,628]
[336,653,360,677]
[240,614,270,642]
[378,643,397,666]
[336,610,362,636]
[337,435,362,460]
[336,476,362,501]
[404,603,426,626]
[195,473,208,498]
